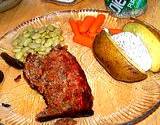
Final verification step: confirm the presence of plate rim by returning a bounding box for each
[0,9,160,125]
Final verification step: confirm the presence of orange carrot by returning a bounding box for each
[89,14,105,33]
[109,28,123,35]
[69,18,79,35]
[87,32,97,38]
[81,32,89,37]
[73,34,94,48]
[77,20,82,30]
[96,28,102,33]
[77,20,82,26]
[79,16,96,33]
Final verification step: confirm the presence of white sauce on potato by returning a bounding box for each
[112,32,152,71]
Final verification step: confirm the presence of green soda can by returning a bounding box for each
[105,0,147,18]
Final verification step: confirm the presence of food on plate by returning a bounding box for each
[93,18,160,83]
[79,16,96,33]
[73,34,94,48]
[54,118,77,125]
[0,70,4,83]
[111,32,152,72]
[14,74,21,82]
[69,14,105,48]
[123,22,160,72]
[1,103,11,108]
[23,45,93,122]
[12,25,64,62]
[69,18,94,48]
[109,28,123,35]
[88,14,105,34]
[0,52,24,69]
[93,30,147,83]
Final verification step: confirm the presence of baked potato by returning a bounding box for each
[93,30,147,83]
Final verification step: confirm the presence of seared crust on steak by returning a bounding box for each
[23,46,93,122]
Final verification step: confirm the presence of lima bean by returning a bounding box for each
[45,47,52,53]
[39,46,46,52]
[35,39,42,44]
[38,51,46,55]
[44,39,53,47]
[13,48,21,53]
[23,33,30,38]
[32,33,41,39]
[12,40,18,47]
[26,26,34,33]
[39,27,46,34]
[47,24,55,31]
[23,38,32,46]
[15,52,23,60]
[29,43,41,49]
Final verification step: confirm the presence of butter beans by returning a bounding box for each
[12,24,64,62]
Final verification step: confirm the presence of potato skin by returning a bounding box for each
[93,30,147,83]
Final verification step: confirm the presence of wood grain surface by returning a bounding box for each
[0,0,160,125]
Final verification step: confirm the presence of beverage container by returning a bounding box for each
[105,0,147,18]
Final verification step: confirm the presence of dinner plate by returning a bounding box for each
[0,9,160,125]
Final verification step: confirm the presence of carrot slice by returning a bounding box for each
[109,28,123,35]
[69,18,80,35]
[89,14,105,33]
[79,16,96,33]
[73,34,94,48]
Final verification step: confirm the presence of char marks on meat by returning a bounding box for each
[23,46,93,122]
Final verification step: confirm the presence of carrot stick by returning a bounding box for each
[81,32,89,37]
[79,16,96,33]
[109,28,123,35]
[69,18,80,35]
[89,14,105,33]
[73,34,94,48]
[77,20,82,32]
[77,20,82,26]
[87,32,97,38]
[96,28,102,33]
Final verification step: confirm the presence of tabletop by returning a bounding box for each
[0,0,160,125]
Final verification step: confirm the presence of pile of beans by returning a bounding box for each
[12,24,64,62]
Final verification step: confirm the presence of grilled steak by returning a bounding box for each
[23,46,93,122]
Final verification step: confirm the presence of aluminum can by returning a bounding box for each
[105,0,147,18]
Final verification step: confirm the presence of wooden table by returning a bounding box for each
[0,0,159,124]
